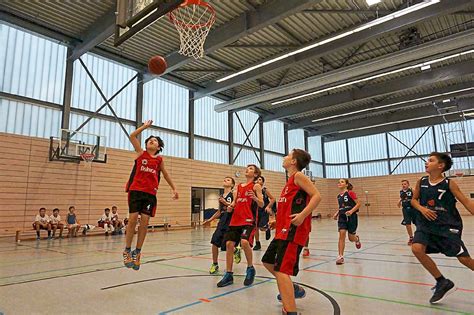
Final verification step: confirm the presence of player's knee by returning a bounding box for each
[411,243,424,255]
[241,239,250,247]
[226,241,234,249]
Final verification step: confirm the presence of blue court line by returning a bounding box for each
[304,236,404,269]
[158,280,271,314]
[310,253,466,269]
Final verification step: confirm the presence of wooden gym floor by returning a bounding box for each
[0,217,473,314]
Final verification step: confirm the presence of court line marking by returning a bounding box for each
[304,269,474,293]
[321,288,472,314]
[189,255,474,293]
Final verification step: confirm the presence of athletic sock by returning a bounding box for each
[135,248,141,254]
[36,231,40,237]
[125,247,131,252]
[435,275,446,283]
[48,231,51,236]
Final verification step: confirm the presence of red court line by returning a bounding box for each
[188,255,474,293]
[198,298,211,303]
[305,269,474,293]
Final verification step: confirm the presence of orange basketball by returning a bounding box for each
[148,55,167,75]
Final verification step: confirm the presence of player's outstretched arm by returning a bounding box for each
[449,180,474,215]
[160,160,179,200]
[130,120,153,154]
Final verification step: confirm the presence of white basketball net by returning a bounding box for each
[170,1,215,59]
[80,153,95,168]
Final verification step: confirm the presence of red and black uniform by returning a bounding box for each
[262,174,310,276]
[337,190,358,234]
[224,182,259,247]
[126,151,162,217]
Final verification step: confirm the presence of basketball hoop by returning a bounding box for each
[169,0,215,59]
[80,153,95,168]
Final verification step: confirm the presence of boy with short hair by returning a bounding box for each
[111,205,123,235]
[262,149,321,315]
[98,208,114,236]
[411,152,474,304]
[49,208,64,239]
[203,176,235,274]
[217,164,264,287]
[33,207,51,240]
[398,179,415,245]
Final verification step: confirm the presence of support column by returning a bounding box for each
[61,48,74,130]
[135,73,144,142]
[188,90,195,159]
[345,139,351,178]
[322,136,327,178]
[284,123,289,155]
[228,111,234,164]
[304,130,310,170]
[385,133,391,174]
[259,116,265,169]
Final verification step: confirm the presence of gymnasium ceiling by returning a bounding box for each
[1,0,473,141]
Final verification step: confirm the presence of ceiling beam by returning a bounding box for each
[265,60,474,122]
[68,7,116,60]
[303,9,393,15]
[210,0,473,108]
[324,113,473,142]
[288,81,474,130]
[310,99,474,136]
[162,0,319,73]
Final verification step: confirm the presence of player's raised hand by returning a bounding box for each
[143,120,153,129]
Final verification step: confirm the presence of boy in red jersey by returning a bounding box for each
[262,149,321,315]
[217,164,264,287]
[123,120,179,271]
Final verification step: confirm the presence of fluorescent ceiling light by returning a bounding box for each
[274,49,474,106]
[311,87,474,123]
[337,109,474,134]
[216,0,440,83]
[420,64,431,71]
[442,99,451,103]
[366,0,382,6]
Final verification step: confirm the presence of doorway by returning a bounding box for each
[191,187,223,226]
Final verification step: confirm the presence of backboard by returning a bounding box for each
[115,0,185,47]
[49,129,107,164]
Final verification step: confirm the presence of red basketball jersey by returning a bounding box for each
[126,151,162,195]
[230,182,258,226]
[275,174,311,246]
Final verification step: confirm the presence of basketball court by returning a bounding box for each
[1,0,474,314]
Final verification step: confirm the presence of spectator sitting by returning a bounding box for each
[98,208,114,236]
[66,206,81,238]
[49,208,64,239]
[33,207,51,240]
[111,205,123,235]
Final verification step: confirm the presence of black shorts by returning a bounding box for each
[338,212,358,234]
[224,225,256,247]
[257,208,269,229]
[128,190,157,217]
[413,229,469,257]
[401,207,415,225]
[211,227,229,251]
[262,239,303,276]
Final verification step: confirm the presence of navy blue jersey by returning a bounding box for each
[337,191,357,213]
[260,187,270,210]
[417,176,463,233]
[217,191,234,229]
[400,188,413,208]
